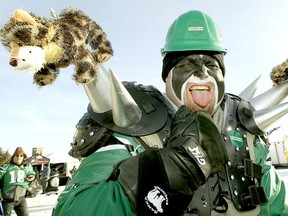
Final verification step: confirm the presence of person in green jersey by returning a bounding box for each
[0,147,35,216]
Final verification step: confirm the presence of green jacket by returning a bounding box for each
[53,136,287,216]
[254,139,288,215]
[53,144,137,216]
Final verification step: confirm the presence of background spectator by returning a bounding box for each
[40,164,50,194]
[0,147,35,216]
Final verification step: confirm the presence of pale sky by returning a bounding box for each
[1,0,288,156]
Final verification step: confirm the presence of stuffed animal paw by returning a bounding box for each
[33,64,59,86]
[270,58,288,86]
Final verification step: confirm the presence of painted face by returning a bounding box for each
[165,54,224,115]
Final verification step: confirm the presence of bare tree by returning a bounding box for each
[0,148,11,166]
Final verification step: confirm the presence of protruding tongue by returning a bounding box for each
[191,90,211,108]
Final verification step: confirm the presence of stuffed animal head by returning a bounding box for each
[9,41,46,72]
[0,8,113,87]
[1,10,50,73]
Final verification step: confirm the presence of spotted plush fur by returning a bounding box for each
[0,8,113,86]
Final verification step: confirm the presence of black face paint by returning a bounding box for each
[171,54,225,104]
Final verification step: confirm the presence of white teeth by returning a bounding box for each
[190,86,209,91]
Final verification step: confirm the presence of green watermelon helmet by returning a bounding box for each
[161,10,227,55]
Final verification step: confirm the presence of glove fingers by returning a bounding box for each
[194,112,228,172]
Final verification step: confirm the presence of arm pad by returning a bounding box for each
[114,147,203,216]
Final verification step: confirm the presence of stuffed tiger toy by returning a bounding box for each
[0,8,113,86]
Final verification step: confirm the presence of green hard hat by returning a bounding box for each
[161,10,227,54]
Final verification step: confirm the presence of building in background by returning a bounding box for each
[268,126,288,166]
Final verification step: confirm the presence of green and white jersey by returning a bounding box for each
[0,163,35,195]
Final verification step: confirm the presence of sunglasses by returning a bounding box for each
[15,155,24,157]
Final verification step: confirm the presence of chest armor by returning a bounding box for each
[184,94,268,216]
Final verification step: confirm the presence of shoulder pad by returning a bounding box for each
[223,94,264,135]
[88,82,175,136]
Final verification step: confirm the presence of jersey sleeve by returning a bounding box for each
[254,137,288,215]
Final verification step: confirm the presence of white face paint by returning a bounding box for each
[165,71,182,107]
[181,75,219,114]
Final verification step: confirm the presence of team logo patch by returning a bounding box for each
[145,186,168,214]
[229,130,243,147]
